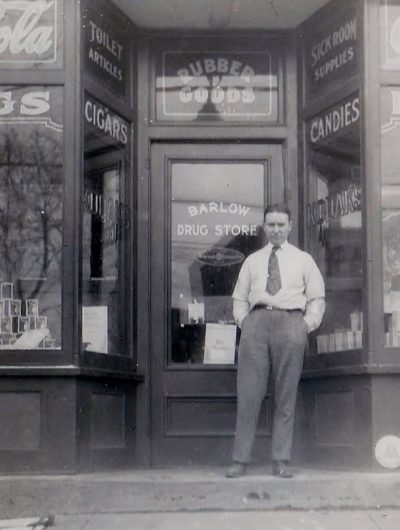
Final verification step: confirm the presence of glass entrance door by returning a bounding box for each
[150,143,284,465]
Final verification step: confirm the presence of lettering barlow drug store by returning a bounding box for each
[0,0,400,475]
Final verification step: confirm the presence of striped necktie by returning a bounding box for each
[266,245,282,295]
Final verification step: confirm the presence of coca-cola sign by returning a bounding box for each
[0,0,58,64]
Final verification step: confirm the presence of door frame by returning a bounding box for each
[149,141,286,466]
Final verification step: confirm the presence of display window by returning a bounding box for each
[82,93,131,355]
[381,86,400,347]
[305,92,363,354]
[0,85,64,350]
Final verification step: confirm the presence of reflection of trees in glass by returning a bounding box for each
[0,127,63,332]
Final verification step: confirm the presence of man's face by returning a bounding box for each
[263,211,292,246]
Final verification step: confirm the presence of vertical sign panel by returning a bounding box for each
[303,5,359,103]
[82,1,130,100]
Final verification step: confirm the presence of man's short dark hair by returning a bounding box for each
[264,203,291,222]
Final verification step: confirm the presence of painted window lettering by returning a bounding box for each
[88,20,123,60]
[310,96,360,143]
[0,0,55,57]
[84,99,128,145]
[310,17,357,82]
[0,90,50,115]
[176,57,257,105]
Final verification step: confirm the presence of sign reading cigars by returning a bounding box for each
[83,3,129,98]
[305,5,359,100]
[84,94,129,145]
[0,0,59,65]
[159,51,277,121]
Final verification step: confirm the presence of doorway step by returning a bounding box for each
[1,465,399,518]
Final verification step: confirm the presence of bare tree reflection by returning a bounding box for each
[0,127,63,341]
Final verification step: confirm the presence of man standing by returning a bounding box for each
[226,203,325,478]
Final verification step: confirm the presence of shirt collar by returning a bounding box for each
[266,240,289,251]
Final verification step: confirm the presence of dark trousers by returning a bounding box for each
[232,308,307,463]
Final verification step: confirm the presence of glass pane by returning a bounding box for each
[380,0,400,70]
[0,0,64,69]
[82,94,131,355]
[0,86,63,350]
[381,87,400,346]
[305,92,362,353]
[156,51,279,122]
[170,162,265,364]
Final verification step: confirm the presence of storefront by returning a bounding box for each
[0,0,398,473]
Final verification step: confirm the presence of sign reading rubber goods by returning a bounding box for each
[0,0,58,64]
[159,51,277,121]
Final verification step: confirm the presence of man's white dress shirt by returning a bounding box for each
[232,241,325,332]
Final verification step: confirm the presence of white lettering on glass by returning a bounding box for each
[381,89,400,134]
[0,89,61,132]
[310,17,357,83]
[84,99,128,145]
[188,202,250,217]
[310,96,360,143]
[0,90,49,115]
[0,0,55,60]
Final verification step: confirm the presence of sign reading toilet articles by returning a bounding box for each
[83,2,129,97]
[174,201,259,240]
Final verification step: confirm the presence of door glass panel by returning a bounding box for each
[170,162,265,364]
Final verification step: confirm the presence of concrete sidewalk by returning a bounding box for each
[30,510,400,530]
[2,466,400,519]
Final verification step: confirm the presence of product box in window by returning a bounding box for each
[0,283,13,300]
[35,316,47,330]
[3,300,21,317]
[43,338,56,349]
[0,317,12,334]
[25,299,39,317]
[18,316,30,333]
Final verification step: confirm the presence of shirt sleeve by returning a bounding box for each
[304,253,325,301]
[232,259,251,327]
[304,297,325,332]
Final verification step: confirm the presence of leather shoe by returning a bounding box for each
[272,460,293,478]
[225,462,247,478]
